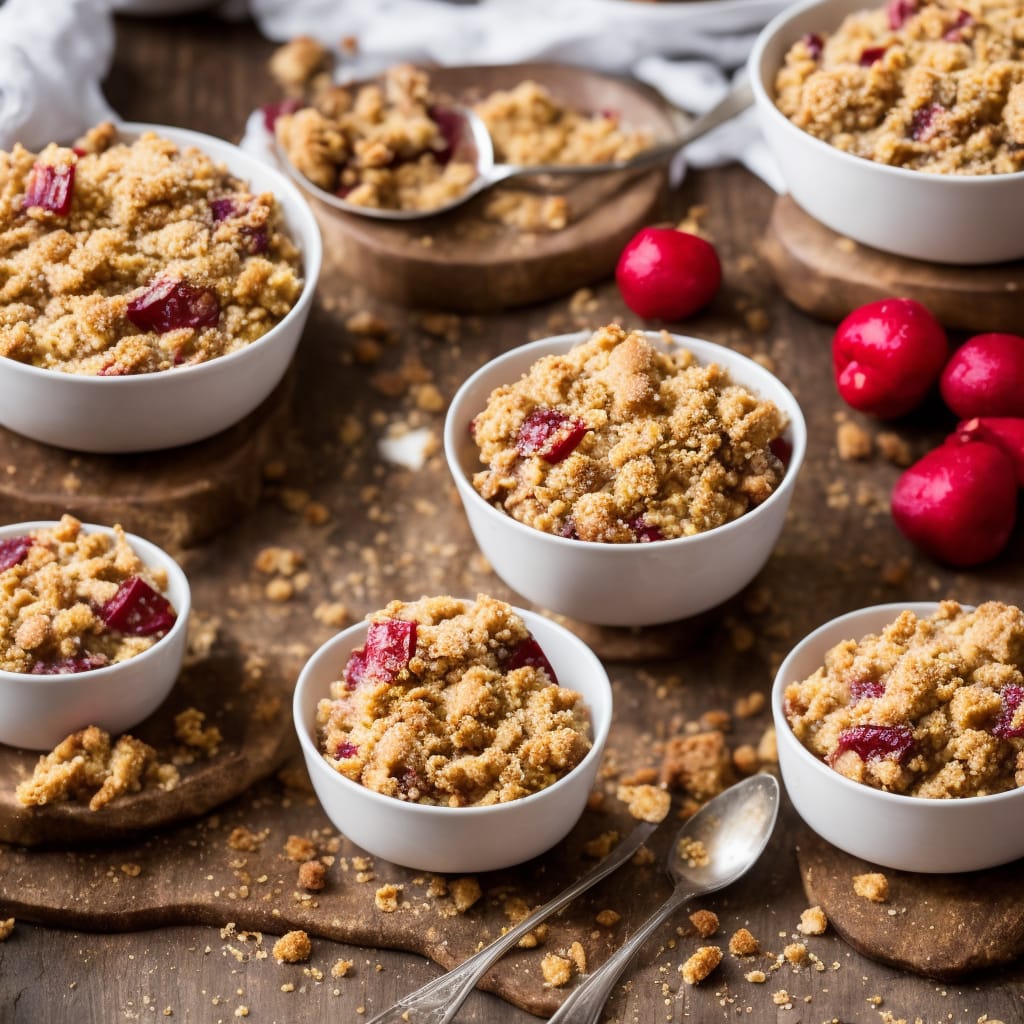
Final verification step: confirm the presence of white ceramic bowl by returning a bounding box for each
[0,520,191,751]
[773,601,1024,873]
[0,123,322,453]
[749,0,1024,264]
[293,604,612,872]
[444,331,806,627]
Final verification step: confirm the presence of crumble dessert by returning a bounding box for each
[681,945,722,985]
[316,594,591,807]
[0,123,304,375]
[783,601,1024,797]
[470,325,787,543]
[775,0,1024,174]
[273,62,653,225]
[0,515,176,674]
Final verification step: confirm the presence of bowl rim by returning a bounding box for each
[293,601,613,818]
[0,120,323,388]
[772,599,1024,809]
[748,0,1024,187]
[0,519,191,686]
[443,328,808,555]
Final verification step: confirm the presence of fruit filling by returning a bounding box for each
[784,601,1024,797]
[0,515,177,674]
[317,595,591,806]
[471,324,788,543]
[23,160,76,216]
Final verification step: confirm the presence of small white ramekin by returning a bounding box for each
[749,0,1024,264]
[444,330,806,627]
[0,122,322,453]
[293,604,612,873]
[0,520,191,751]
[773,601,1024,873]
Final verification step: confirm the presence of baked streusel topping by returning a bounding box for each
[775,0,1024,174]
[0,123,304,375]
[470,325,787,543]
[784,601,1024,797]
[317,594,591,806]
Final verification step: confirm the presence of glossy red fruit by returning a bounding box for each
[940,333,1024,418]
[951,417,1024,486]
[127,276,220,334]
[516,408,588,463]
[100,577,177,636]
[848,679,885,701]
[615,227,721,320]
[832,298,948,418]
[364,619,417,681]
[506,636,558,683]
[833,724,914,763]
[891,439,1017,566]
[0,537,33,572]
[23,160,75,215]
[30,653,109,675]
[992,684,1024,739]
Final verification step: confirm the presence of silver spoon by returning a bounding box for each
[547,773,780,1024]
[276,78,754,222]
[365,818,660,1024]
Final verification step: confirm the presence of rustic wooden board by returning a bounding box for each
[761,195,1024,331]
[0,376,291,550]
[302,63,674,312]
[797,826,1024,981]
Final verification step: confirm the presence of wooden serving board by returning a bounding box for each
[0,375,291,549]
[304,63,675,312]
[761,195,1024,331]
[797,826,1024,980]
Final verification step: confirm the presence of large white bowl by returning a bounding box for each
[749,0,1024,264]
[0,520,191,751]
[0,123,322,453]
[444,331,806,627]
[773,602,1024,873]
[293,604,612,873]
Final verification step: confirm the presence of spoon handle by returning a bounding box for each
[365,820,659,1024]
[546,883,697,1024]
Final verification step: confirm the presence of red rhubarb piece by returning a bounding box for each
[629,516,664,543]
[859,46,888,66]
[343,647,369,690]
[262,98,301,132]
[769,436,793,467]
[516,408,588,463]
[558,518,579,540]
[849,679,885,701]
[100,576,177,637]
[993,684,1024,739]
[506,636,558,684]
[126,276,220,334]
[363,619,417,682]
[833,724,914,763]
[30,653,109,675]
[334,740,359,758]
[910,104,943,142]
[887,0,916,28]
[801,32,824,59]
[23,160,75,216]
[428,106,464,166]
[397,767,424,797]
[943,9,972,39]
[0,537,33,572]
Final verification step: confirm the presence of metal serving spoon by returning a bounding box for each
[547,772,780,1024]
[365,818,660,1024]
[276,78,754,222]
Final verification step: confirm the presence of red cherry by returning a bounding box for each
[832,298,948,419]
[615,227,721,320]
[940,333,1024,419]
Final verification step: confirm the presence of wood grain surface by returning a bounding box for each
[1,13,1024,1024]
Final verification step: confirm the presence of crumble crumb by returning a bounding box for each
[660,731,735,799]
[449,877,482,914]
[314,602,351,628]
[772,989,791,1006]
[729,927,760,956]
[298,861,327,891]
[331,959,353,978]
[784,941,808,965]
[836,421,873,461]
[272,930,311,963]
[284,835,317,862]
[689,909,719,938]
[227,827,265,853]
[375,883,403,912]
[745,969,767,983]
[541,953,573,987]
[0,919,13,941]
[877,431,914,467]
[120,863,142,877]
[734,692,766,719]
[254,546,305,576]
[678,836,710,869]
[797,906,828,936]
[681,945,722,985]
[596,909,621,928]
[568,941,587,973]
[854,872,890,903]
[583,831,619,858]
[174,708,222,756]
[616,783,671,823]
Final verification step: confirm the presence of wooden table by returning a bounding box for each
[3,11,1023,1024]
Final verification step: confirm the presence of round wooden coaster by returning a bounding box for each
[0,374,291,549]
[796,825,1024,980]
[761,195,1024,331]
[0,652,293,847]
[306,63,675,312]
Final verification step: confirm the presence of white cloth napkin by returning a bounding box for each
[0,0,117,151]
[240,0,788,187]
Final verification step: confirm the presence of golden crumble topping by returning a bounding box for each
[616,782,671,822]
[729,927,761,956]
[272,930,312,963]
[775,0,1024,174]
[0,515,174,674]
[797,905,829,935]
[317,594,591,807]
[854,871,890,902]
[470,325,787,543]
[0,125,303,375]
[681,945,723,985]
[784,601,1024,797]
